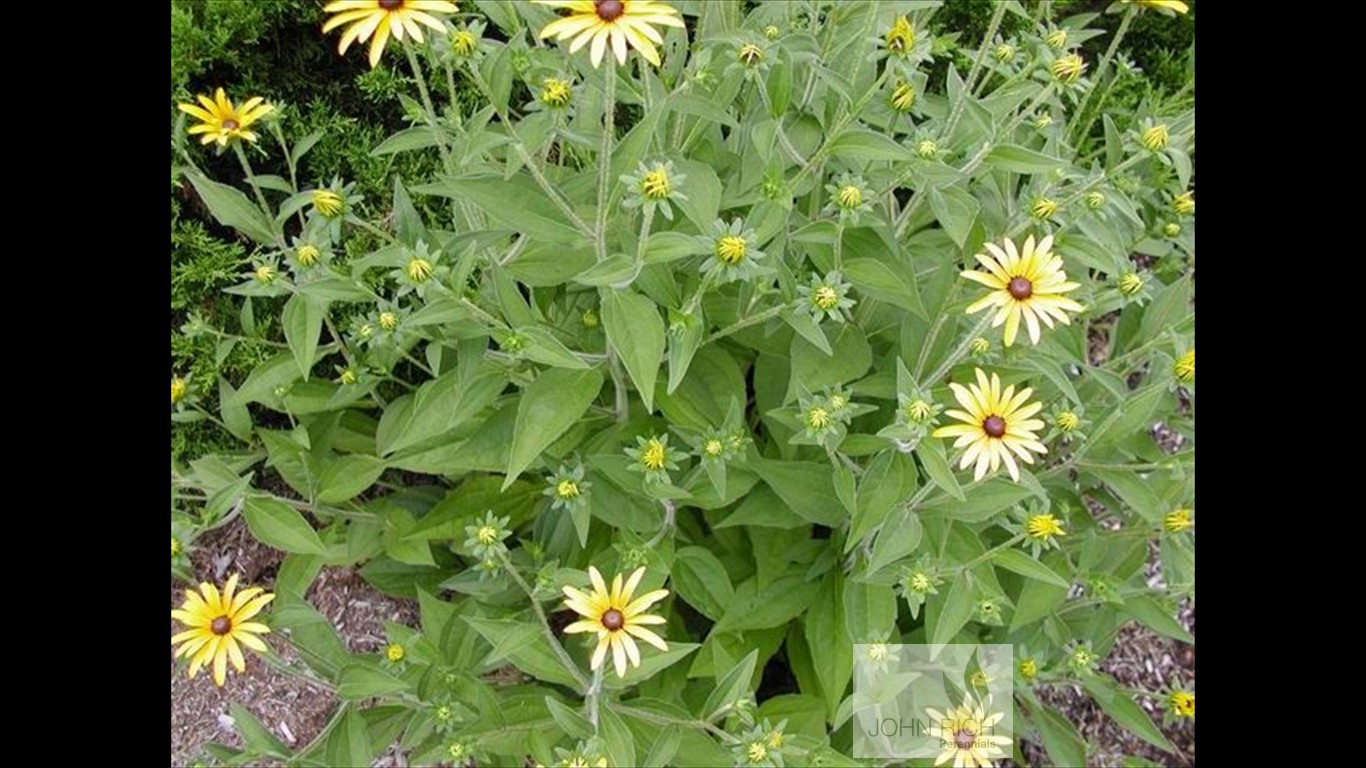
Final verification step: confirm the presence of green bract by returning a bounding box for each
[171,2,1195,765]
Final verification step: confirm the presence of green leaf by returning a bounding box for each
[281,294,323,379]
[848,451,917,549]
[843,577,897,642]
[750,460,843,526]
[598,705,637,768]
[985,144,1068,174]
[415,175,581,244]
[228,702,290,758]
[1025,699,1088,768]
[927,185,981,249]
[702,649,759,720]
[1138,273,1192,345]
[868,508,923,576]
[916,441,964,500]
[271,592,348,678]
[645,231,707,263]
[184,169,279,246]
[518,326,591,370]
[337,663,410,700]
[323,707,374,768]
[464,616,580,688]
[544,696,593,740]
[601,288,665,413]
[781,309,831,355]
[929,573,975,645]
[803,570,852,721]
[1119,595,1194,644]
[673,159,721,232]
[371,126,441,156]
[379,368,506,456]
[922,477,1033,522]
[827,128,914,162]
[673,546,734,621]
[242,496,327,555]
[1082,677,1175,753]
[316,455,387,504]
[715,574,819,633]
[504,367,603,489]
[843,258,926,318]
[992,548,1071,588]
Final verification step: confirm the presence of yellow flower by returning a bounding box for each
[1085,190,1106,209]
[906,399,933,423]
[715,234,748,265]
[1118,272,1145,296]
[406,257,434,282]
[1169,690,1195,717]
[837,185,864,210]
[641,165,671,200]
[764,25,780,40]
[1045,28,1067,49]
[926,696,1012,768]
[884,14,914,55]
[171,537,183,557]
[1124,0,1190,14]
[915,139,938,159]
[1164,222,1181,237]
[806,407,831,430]
[969,337,991,356]
[177,88,273,148]
[961,235,1084,347]
[255,264,277,283]
[171,574,275,686]
[738,43,763,66]
[1031,198,1059,220]
[476,525,499,545]
[296,245,321,267]
[1141,123,1170,151]
[909,571,932,592]
[378,311,398,331]
[1027,513,1065,539]
[1164,508,1193,533]
[171,376,188,406]
[932,368,1047,482]
[535,0,685,69]
[868,643,889,661]
[557,479,581,499]
[451,27,478,56]
[704,439,724,457]
[322,0,458,68]
[1173,190,1195,215]
[1173,348,1194,382]
[1056,411,1080,432]
[1051,53,1086,83]
[994,43,1015,62]
[311,189,345,218]
[640,437,667,470]
[746,742,769,763]
[339,368,359,385]
[813,285,839,311]
[1019,658,1038,681]
[890,82,916,112]
[768,729,783,749]
[386,643,405,662]
[540,77,573,108]
[562,566,669,677]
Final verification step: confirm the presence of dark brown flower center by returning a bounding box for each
[954,729,976,751]
[595,0,625,21]
[221,119,239,131]
[601,608,625,630]
[379,0,405,10]
[211,616,233,635]
[983,415,1006,438]
[1007,276,1033,300]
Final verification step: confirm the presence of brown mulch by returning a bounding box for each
[170,518,418,767]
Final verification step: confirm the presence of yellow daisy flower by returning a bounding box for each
[1169,690,1195,717]
[177,88,273,148]
[932,368,1047,482]
[535,1,685,68]
[926,695,1012,768]
[322,0,458,68]
[961,235,1084,347]
[562,566,669,678]
[1173,348,1194,383]
[1123,0,1190,14]
[171,574,275,686]
[1026,513,1065,539]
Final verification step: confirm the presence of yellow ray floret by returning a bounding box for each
[931,368,1047,482]
[961,235,1083,347]
[177,88,274,147]
[562,566,669,678]
[536,1,685,68]
[171,574,275,686]
[323,0,458,68]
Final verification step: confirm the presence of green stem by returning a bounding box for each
[702,304,786,344]
[1069,7,1136,145]
[499,551,591,692]
[833,218,846,271]
[230,143,276,236]
[586,664,604,730]
[596,63,617,262]
[612,705,739,744]
[923,314,993,387]
[643,499,676,550]
[634,205,655,267]
[403,43,453,170]
[955,533,1027,573]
